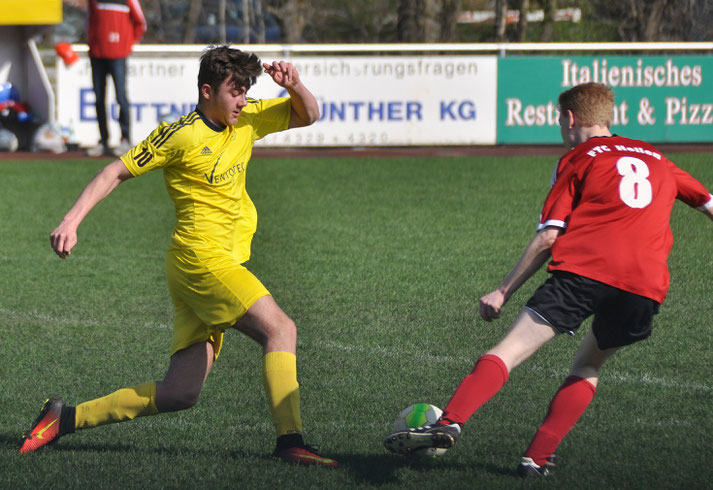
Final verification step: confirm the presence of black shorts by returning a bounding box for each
[525,271,660,350]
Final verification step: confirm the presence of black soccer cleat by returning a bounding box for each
[384,421,461,455]
[517,456,552,477]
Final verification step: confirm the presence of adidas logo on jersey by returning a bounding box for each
[201,146,212,155]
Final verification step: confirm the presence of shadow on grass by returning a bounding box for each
[1,432,137,454]
[326,452,516,484]
[2,432,516,481]
[5,439,256,461]
[1,431,246,459]
[0,433,21,451]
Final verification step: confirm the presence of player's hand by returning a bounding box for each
[50,222,78,259]
[263,61,300,89]
[479,290,506,322]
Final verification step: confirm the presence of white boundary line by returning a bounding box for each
[4,308,710,393]
[324,341,713,392]
[1,308,171,330]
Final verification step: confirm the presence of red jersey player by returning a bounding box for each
[384,82,713,476]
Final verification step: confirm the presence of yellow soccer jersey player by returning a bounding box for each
[29,46,339,467]
[122,98,290,262]
[121,99,289,358]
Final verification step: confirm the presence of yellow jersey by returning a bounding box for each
[121,98,291,263]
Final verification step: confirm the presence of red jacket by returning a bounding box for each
[88,0,147,59]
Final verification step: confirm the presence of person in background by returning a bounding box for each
[86,0,146,157]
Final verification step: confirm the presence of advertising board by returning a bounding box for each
[498,55,713,144]
[57,54,498,147]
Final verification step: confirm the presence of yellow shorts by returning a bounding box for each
[166,248,270,360]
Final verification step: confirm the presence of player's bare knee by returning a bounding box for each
[282,317,297,340]
[263,317,296,344]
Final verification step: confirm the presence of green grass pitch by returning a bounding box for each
[1,152,711,488]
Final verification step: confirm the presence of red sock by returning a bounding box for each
[440,354,509,425]
[524,375,596,466]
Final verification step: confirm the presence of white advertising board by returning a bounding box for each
[57,54,497,147]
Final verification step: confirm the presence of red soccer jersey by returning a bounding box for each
[539,135,712,303]
[88,0,147,59]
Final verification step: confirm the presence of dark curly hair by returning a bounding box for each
[197,45,262,97]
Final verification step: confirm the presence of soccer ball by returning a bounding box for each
[393,403,447,457]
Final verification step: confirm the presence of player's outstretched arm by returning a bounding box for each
[50,159,134,259]
[262,61,319,128]
[479,227,561,322]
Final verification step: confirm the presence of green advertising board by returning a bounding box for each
[498,55,713,144]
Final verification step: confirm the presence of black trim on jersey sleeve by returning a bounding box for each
[152,111,201,149]
[123,111,202,176]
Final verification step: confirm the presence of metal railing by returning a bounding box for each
[63,42,713,56]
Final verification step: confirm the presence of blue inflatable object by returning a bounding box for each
[0,82,20,103]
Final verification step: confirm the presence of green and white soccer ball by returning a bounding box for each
[393,403,447,457]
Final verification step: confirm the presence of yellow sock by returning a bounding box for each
[262,351,303,437]
[75,382,158,430]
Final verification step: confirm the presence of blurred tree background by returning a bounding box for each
[57,0,713,45]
